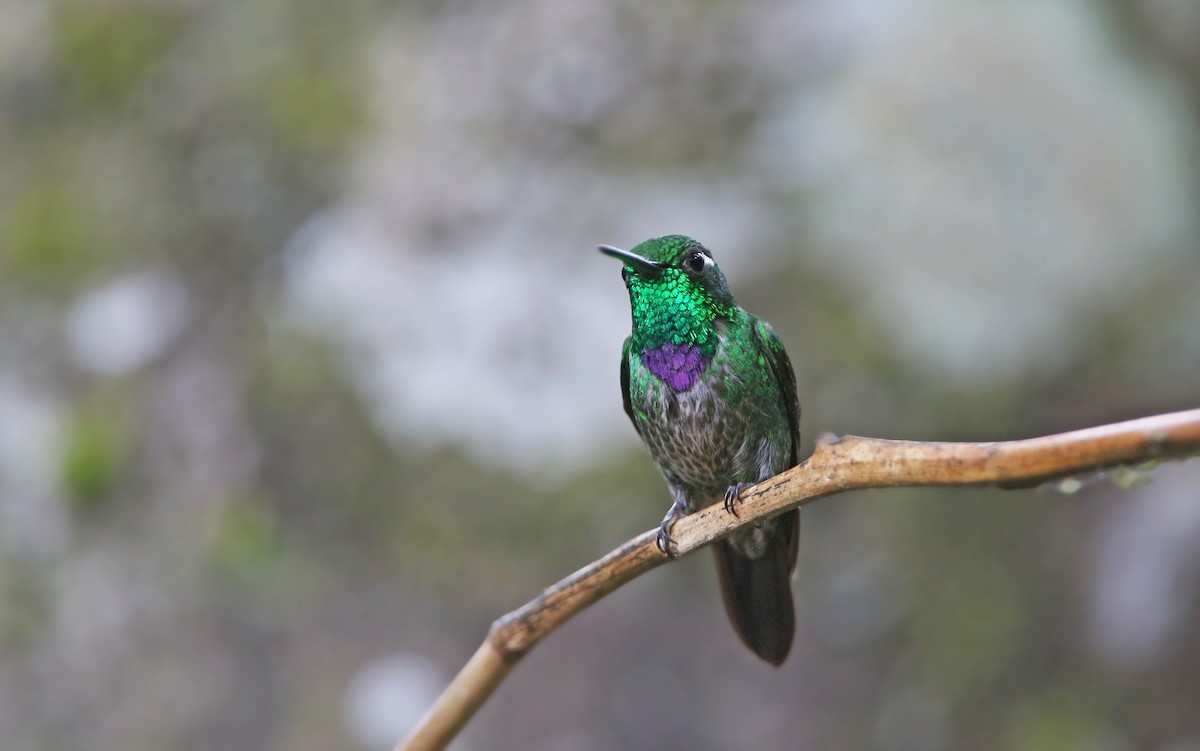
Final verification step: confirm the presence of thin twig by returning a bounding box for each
[398,409,1200,751]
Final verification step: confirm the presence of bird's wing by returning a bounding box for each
[751,318,801,466]
[619,337,641,436]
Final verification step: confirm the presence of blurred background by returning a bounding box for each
[1,1,1199,749]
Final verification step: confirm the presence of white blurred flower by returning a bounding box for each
[66,271,189,377]
[765,0,1198,380]
[0,376,68,558]
[343,653,449,751]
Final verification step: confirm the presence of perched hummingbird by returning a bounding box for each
[599,235,801,666]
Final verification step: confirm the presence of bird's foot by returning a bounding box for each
[656,498,689,558]
[723,482,755,517]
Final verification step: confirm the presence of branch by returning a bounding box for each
[397,409,1200,751]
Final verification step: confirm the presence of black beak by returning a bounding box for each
[597,244,665,276]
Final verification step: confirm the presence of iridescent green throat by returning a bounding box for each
[626,267,732,356]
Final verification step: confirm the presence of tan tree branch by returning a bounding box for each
[397,409,1200,751]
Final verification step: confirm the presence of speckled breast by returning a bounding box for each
[629,340,790,506]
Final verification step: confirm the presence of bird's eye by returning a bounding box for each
[684,252,708,273]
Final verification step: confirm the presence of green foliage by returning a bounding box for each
[911,556,1027,698]
[220,0,373,161]
[1,156,108,291]
[0,563,47,647]
[208,493,284,585]
[252,47,369,158]
[1110,461,1160,490]
[60,402,130,509]
[51,1,185,112]
[1005,688,1115,751]
[886,490,1039,701]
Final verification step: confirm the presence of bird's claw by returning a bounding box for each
[656,498,688,558]
[723,483,754,517]
[656,523,678,558]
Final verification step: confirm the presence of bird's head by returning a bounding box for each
[599,235,735,349]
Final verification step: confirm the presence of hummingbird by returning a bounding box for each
[599,234,801,666]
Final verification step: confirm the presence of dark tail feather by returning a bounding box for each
[712,509,800,666]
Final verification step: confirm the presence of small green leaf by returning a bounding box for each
[209,495,282,584]
[60,409,127,509]
[1111,461,1160,490]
